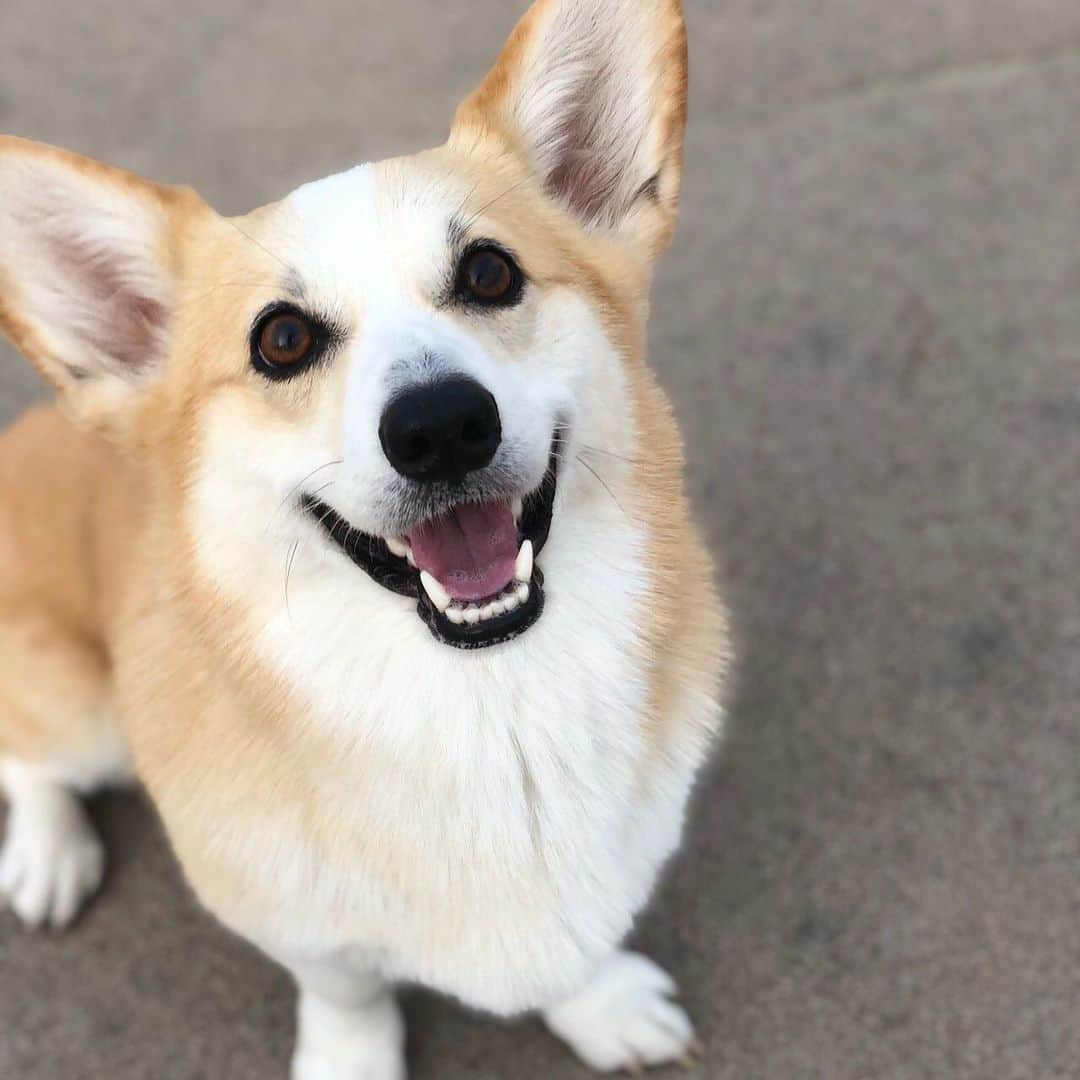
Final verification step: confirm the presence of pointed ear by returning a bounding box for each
[452,0,688,255]
[0,137,198,428]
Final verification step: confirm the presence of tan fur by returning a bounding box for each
[0,407,135,764]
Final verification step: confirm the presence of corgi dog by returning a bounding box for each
[0,0,729,1074]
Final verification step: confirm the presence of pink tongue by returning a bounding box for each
[407,502,518,602]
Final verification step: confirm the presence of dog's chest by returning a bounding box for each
[241,646,665,1011]
[225,522,683,1011]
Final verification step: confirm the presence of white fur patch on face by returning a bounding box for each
[265,163,569,539]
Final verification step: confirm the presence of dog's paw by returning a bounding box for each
[0,787,104,929]
[291,1049,405,1080]
[292,1043,406,1080]
[544,951,697,1073]
[292,989,406,1080]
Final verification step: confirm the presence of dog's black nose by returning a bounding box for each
[379,376,502,484]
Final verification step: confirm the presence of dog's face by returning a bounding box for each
[0,0,687,650]
[194,155,608,649]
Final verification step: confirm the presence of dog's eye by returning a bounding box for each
[259,313,313,368]
[251,306,325,379]
[457,246,523,307]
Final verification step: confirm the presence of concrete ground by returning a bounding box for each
[1,1,1078,1077]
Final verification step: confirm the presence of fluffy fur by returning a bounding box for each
[0,1,729,1075]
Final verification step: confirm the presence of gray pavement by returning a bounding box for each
[1,2,1078,1077]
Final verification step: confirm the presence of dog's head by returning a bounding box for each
[0,0,687,651]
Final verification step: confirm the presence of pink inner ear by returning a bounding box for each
[538,69,638,228]
[13,175,170,375]
[497,2,662,233]
[79,266,169,373]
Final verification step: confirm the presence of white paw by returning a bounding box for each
[544,951,697,1073]
[0,787,104,929]
[291,1048,405,1080]
[292,990,406,1080]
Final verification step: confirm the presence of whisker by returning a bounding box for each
[578,443,641,466]
[547,421,644,469]
[453,180,481,223]
[185,279,282,288]
[226,219,292,274]
[462,176,532,227]
[314,499,354,549]
[283,539,300,619]
[266,460,344,535]
[575,454,625,513]
[183,281,283,301]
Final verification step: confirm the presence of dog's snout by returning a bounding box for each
[379,376,502,484]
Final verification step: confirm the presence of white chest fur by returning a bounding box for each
[197,489,703,1015]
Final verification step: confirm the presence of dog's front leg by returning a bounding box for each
[281,954,406,1080]
[542,950,697,1074]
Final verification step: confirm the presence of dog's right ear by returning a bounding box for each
[0,136,200,430]
[452,0,688,260]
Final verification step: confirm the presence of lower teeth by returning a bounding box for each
[444,582,529,626]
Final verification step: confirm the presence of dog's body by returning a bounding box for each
[0,1,729,1074]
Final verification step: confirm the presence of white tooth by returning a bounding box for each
[503,591,521,612]
[406,548,417,568]
[514,540,534,582]
[482,601,501,620]
[511,496,524,521]
[516,582,530,604]
[420,571,451,613]
[386,536,411,560]
[490,598,508,616]
[464,605,482,625]
[446,606,466,625]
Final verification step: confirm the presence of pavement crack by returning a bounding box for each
[730,38,1080,130]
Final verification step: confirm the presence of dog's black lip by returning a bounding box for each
[300,436,561,649]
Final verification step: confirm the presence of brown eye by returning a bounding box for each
[250,305,333,381]
[458,245,523,307]
[259,312,314,368]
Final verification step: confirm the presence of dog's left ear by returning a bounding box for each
[0,137,201,433]
[452,0,688,258]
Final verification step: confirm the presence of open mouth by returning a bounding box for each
[300,442,559,650]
